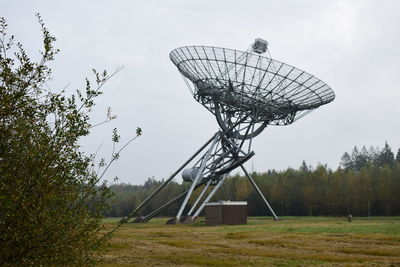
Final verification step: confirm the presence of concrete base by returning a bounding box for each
[166,217,180,225]
[133,216,147,223]
[166,215,195,224]
[182,216,195,224]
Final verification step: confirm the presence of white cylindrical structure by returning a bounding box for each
[182,168,202,183]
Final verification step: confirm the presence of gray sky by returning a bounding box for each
[3,0,400,185]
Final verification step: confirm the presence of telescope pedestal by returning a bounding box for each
[121,130,279,224]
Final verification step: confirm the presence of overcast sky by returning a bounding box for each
[3,0,400,185]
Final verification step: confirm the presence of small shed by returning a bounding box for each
[204,201,247,225]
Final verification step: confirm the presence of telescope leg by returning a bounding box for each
[143,191,189,223]
[192,174,228,218]
[143,186,194,222]
[141,180,209,223]
[120,133,218,224]
[188,180,212,216]
[174,135,220,223]
[240,165,280,220]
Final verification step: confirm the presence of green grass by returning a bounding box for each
[99,216,400,267]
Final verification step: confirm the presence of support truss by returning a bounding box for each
[121,128,279,224]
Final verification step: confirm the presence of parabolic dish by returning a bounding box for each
[170,46,335,127]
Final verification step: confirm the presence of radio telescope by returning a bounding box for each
[121,38,335,224]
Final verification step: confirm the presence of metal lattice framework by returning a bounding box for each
[122,39,335,225]
[170,45,334,139]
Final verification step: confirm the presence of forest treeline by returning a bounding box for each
[105,142,400,217]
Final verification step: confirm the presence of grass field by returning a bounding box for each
[99,217,400,266]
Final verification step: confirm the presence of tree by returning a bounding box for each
[299,160,310,173]
[351,146,370,171]
[0,15,140,265]
[340,152,353,170]
[326,169,345,216]
[395,148,400,163]
[375,142,395,167]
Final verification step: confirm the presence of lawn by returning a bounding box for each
[99,216,400,266]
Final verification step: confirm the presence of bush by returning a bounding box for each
[0,15,133,265]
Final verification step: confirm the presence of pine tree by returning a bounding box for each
[376,142,395,167]
[299,160,310,172]
[340,152,353,170]
[396,148,400,163]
